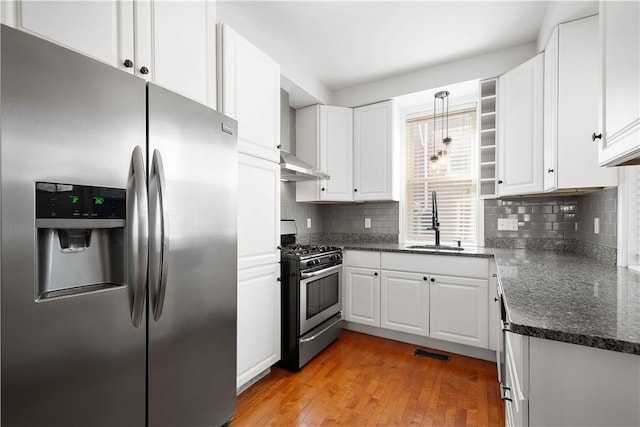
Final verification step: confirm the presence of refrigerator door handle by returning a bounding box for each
[151,149,170,321]
[128,145,149,327]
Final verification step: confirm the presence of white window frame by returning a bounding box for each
[398,103,484,245]
[617,166,640,270]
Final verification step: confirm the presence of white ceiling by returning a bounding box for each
[220,1,551,92]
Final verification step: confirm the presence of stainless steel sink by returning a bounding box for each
[406,245,464,251]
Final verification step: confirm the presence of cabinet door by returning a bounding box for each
[138,0,216,106]
[237,263,281,389]
[543,26,559,192]
[380,270,429,335]
[598,1,640,166]
[354,101,395,201]
[498,54,544,196]
[238,154,280,270]
[6,0,134,73]
[319,106,354,201]
[218,23,280,163]
[344,267,380,327]
[554,15,617,189]
[429,275,488,348]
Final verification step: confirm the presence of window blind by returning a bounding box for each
[632,166,640,271]
[405,108,478,243]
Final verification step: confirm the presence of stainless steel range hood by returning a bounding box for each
[280,89,328,181]
[280,153,329,181]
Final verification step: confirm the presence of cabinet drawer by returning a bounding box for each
[344,250,380,269]
[381,252,488,277]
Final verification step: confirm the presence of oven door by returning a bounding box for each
[299,264,342,335]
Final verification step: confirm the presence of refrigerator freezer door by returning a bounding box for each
[147,83,238,426]
[0,26,146,425]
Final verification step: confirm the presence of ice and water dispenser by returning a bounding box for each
[35,182,126,300]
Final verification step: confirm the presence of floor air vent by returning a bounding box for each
[413,349,450,362]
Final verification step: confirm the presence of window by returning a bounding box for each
[620,166,640,270]
[405,107,478,244]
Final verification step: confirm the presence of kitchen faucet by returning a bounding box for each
[430,191,440,246]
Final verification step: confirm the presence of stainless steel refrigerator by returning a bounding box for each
[0,25,237,426]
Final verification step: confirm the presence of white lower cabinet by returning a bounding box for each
[344,250,492,351]
[344,266,380,327]
[429,275,488,348]
[236,155,280,389]
[501,333,640,427]
[380,271,429,335]
[236,263,281,389]
[503,330,529,427]
[528,337,640,427]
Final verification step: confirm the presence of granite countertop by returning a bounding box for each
[325,241,496,258]
[490,248,640,355]
[316,241,640,355]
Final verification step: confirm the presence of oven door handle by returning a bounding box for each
[300,317,342,343]
[300,264,342,279]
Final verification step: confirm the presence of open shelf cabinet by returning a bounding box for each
[478,78,498,198]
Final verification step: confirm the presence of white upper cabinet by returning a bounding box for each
[4,0,216,107]
[217,23,281,163]
[498,54,544,196]
[544,15,617,191]
[140,1,216,105]
[353,101,398,201]
[543,26,559,192]
[4,1,133,72]
[296,105,354,202]
[598,1,640,166]
[296,101,398,203]
[320,106,355,200]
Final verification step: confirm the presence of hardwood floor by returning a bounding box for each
[233,330,504,426]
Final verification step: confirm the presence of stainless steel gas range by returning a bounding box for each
[279,220,342,371]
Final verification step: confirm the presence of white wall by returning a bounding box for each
[217,1,331,107]
[536,1,598,52]
[332,42,537,108]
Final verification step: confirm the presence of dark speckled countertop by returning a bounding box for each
[490,248,640,355]
[321,242,640,355]
[336,242,495,258]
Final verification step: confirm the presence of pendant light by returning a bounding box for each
[430,91,453,171]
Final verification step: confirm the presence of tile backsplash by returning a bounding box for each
[281,181,618,263]
[575,187,617,248]
[484,197,578,241]
[280,182,323,237]
[483,188,618,264]
[280,182,399,243]
[321,202,399,235]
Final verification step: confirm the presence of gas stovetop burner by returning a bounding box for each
[280,244,342,258]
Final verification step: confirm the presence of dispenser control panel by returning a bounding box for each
[36,182,125,219]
